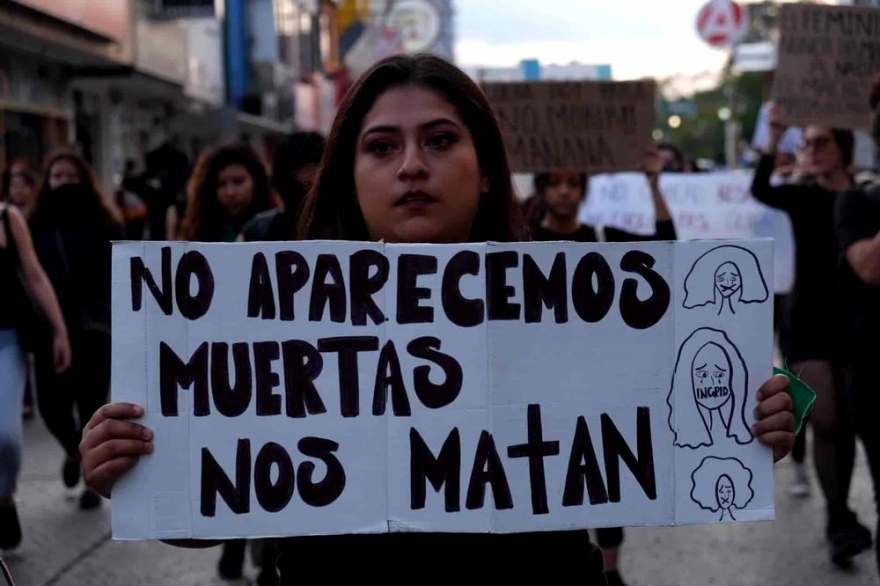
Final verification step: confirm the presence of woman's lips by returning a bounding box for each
[394,190,437,211]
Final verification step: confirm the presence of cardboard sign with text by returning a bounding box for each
[579,171,796,294]
[111,240,775,540]
[772,3,880,130]
[482,80,657,173]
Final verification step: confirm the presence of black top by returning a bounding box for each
[30,221,122,337]
[750,154,843,362]
[834,181,880,368]
[241,209,295,242]
[531,221,678,244]
[276,530,607,581]
[0,208,16,330]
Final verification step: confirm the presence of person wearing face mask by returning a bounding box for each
[77,54,797,583]
[240,131,326,242]
[833,74,880,577]
[28,152,124,510]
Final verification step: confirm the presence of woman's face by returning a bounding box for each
[48,160,81,191]
[542,172,584,222]
[216,164,255,218]
[692,343,732,410]
[8,173,35,208]
[801,126,844,175]
[354,84,484,243]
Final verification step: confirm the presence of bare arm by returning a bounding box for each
[845,234,880,287]
[7,205,68,342]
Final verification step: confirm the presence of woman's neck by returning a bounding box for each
[815,168,853,193]
[541,215,580,235]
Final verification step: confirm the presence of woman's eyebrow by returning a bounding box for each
[713,364,728,371]
[422,117,459,130]
[362,125,399,137]
[695,364,707,370]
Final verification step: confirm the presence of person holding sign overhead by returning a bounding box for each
[527,146,675,586]
[751,104,871,567]
[79,54,796,583]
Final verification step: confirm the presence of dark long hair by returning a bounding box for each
[31,151,122,231]
[297,53,527,242]
[178,142,275,242]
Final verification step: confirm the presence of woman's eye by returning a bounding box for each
[696,372,707,379]
[368,141,395,155]
[426,133,454,148]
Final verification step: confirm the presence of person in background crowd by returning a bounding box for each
[240,131,326,242]
[0,198,71,551]
[751,105,869,567]
[115,159,148,240]
[177,142,276,244]
[175,142,277,582]
[657,141,689,173]
[2,159,39,220]
[29,151,124,511]
[77,54,797,584]
[833,73,880,577]
[1,159,40,419]
[527,145,674,586]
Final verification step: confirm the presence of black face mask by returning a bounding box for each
[38,183,100,228]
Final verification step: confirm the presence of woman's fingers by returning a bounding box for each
[755,373,789,403]
[81,418,152,453]
[87,456,143,499]
[86,439,153,469]
[752,410,795,438]
[83,403,144,433]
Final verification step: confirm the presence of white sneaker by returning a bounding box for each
[789,462,810,497]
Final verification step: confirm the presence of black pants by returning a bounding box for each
[34,330,110,458]
[844,341,880,574]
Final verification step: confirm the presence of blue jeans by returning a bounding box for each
[0,329,26,497]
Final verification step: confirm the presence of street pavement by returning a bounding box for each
[2,411,878,586]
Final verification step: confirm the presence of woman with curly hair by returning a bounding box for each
[177,143,276,243]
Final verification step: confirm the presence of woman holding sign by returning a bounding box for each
[79,54,797,582]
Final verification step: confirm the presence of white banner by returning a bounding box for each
[579,171,795,294]
[111,240,775,540]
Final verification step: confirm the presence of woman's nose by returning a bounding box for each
[397,144,429,180]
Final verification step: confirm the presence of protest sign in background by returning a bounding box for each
[482,80,657,174]
[111,240,775,540]
[579,171,795,294]
[771,3,880,130]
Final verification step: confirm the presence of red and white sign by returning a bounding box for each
[696,0,749,48]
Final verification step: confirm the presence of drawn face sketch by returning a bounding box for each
[692,343,732,412]
[714,262,741,300]
[682,245,769,315]
[667,327,754,449]
[716,474,734,511]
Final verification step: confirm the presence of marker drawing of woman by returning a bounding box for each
[667,327,753,449]
[682,245,769,316]
[690,456,755,522]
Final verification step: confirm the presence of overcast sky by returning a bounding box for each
[452,0,736,80]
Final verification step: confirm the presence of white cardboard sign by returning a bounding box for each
[111,240,775,540]
[579,171,795,294]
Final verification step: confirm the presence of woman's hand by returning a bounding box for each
[751,374,795,463]
[79,403,154,498]
[52,328,72,373]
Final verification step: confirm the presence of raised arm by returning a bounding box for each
[749,103,798,211]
